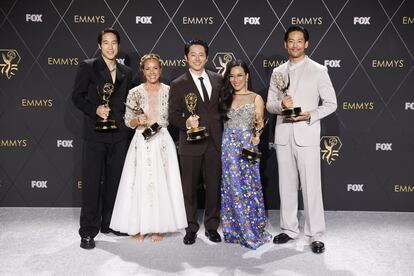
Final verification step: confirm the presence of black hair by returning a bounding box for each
[184,39,209,57]
[219,59,252,121]
[97,28,120,45]
[284,25,309,42]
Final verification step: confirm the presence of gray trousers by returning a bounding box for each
[276,128,325,242]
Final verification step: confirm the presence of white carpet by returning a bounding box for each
[0,208,413,276]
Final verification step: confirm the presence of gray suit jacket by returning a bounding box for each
[266,56,337,146]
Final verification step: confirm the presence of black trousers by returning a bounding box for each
[179,140,221,233]
[79,139,129,238]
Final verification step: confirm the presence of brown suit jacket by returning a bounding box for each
[168,70,223,156]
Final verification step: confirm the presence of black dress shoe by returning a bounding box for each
[101,227,129,236]
[183,231,197,245]
[100,227,110,234]
[205,230,222,243]
[110,229,129,236]
[273,233,293,244]
[311,241,325,254]
[80,236,95,249]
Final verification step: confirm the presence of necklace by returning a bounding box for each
[109,66,116,72]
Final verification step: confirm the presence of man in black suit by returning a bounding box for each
[72,28,133,249]
[169,40,223,245]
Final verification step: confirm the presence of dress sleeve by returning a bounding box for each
[124,87,139,129]
[160,84,170,126]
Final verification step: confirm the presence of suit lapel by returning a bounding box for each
[206,70,220,108]
[95,56,112,84]
[95,56,125,93]
[115,63,125,85]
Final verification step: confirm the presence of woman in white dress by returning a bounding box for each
[110,54,187,242]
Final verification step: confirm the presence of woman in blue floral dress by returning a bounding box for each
[219,60,271,249]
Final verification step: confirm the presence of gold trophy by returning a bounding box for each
[96,83,117,131]
[272,72,302,118]
[124,103,161,140]
[241,117,268,163]
[185,93,208,141]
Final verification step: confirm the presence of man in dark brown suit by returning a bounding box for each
[168,40,223,245]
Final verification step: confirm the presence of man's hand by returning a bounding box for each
[284,112,310,123]
[96,105,110,120]
[282,95,293,109]
[186,115,200,129]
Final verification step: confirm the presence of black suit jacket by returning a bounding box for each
[168,70,223,156]
[72,56,133,143]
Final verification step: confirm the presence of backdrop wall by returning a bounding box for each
[1,0,413,211]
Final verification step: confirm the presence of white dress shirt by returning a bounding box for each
[189,69,212,102]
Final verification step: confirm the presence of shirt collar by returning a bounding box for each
[189,69,208,81]
[288,55,308,71]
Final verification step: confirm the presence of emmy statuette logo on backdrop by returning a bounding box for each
[0,49,20,79]
[213,52,236,76]
[321,136,342,165]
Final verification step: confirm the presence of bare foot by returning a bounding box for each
[132,233,145,241]
[150,233,163,242]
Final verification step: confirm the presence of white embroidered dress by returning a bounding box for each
[110,83,187,235]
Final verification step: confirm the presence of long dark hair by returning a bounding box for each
[219,59,252,121]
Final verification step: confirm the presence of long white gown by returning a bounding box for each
[110,83,187,235]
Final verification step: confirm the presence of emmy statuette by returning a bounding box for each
[124,103,161,140]
[272,72,302,118]
[241,118,268,163]
[96,83,117,131]
[185,93,209,141]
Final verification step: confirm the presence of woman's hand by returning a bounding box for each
[137,113,148,126]
[250,136,260,146]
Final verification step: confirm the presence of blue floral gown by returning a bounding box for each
[221,103,272,249]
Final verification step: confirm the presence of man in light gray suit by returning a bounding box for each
[266,25,337,254]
